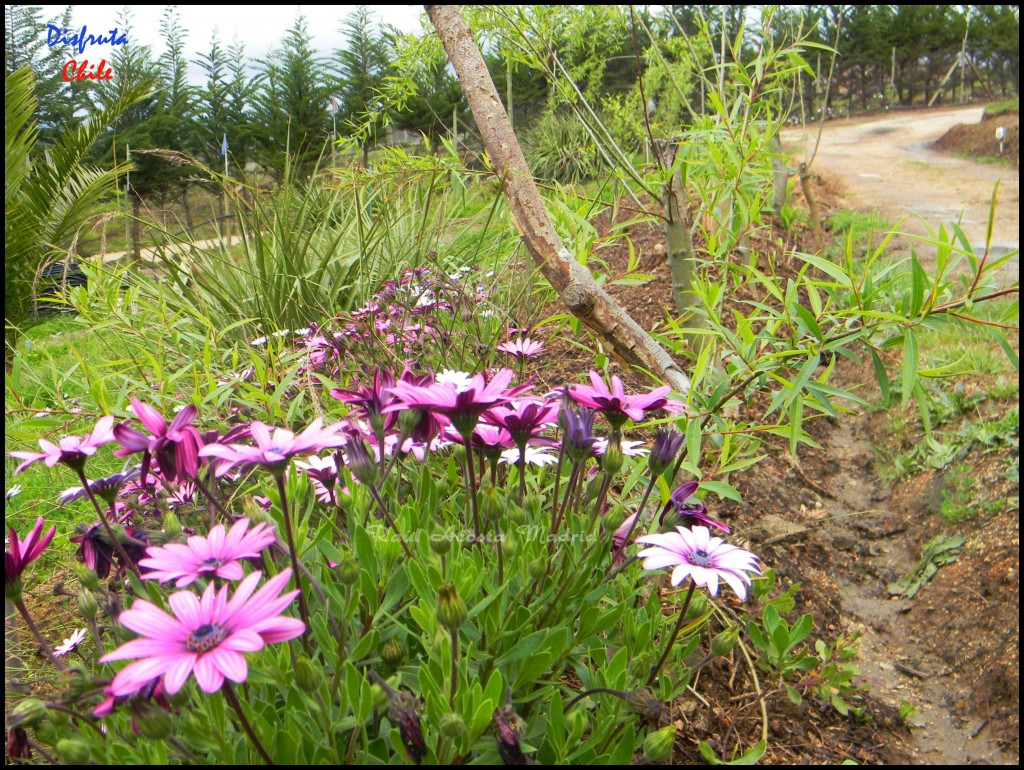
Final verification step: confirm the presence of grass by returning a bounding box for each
[983,98,1019,119]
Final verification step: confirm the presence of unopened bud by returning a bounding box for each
[398,408,423,436]
[346,436,379,486]
[601,435,624,476]
[506,502,529,526]
[437,581,467,632]
[381,638,407,668]
[74,564,101,592]
[242,498,272,525]
[132,701,173,741]
[494,707,529,765]
[55,738,91,765]
[337,556,360,587]
[480,483,505,524]
[163,512,182,539]
[79,589,98,619]
[296,655,320,692]
[439,712,465,739]
[429,532,452,556]
[684,591,708,621]
[528,557,548,581]
[625,687,663,725]
[710,626,740,658]
[643,725,677,763]
[10,698,47,728]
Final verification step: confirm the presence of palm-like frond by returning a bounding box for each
[5,67,148,359]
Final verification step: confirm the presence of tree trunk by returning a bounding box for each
[425,5,691,395]
[654,140,696,317]
[798,162,821,250]
[770,137,788,219]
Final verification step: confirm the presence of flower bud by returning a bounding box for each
[79,589,98,620]
[601,435,624,476]
[494,707,529,765]
[296,655,320,692]
[381,637,407,668]
[710,626,740,658]
[625,687,663,726]
[163,511,182,539]
[387,689,426,765]
[429,532,452,556]
[506,502,530,526]
[522,493,542,520]
[242,498,273,526]
[55,738,91,765]
[565,708,587,736]
[528,557,548,581]
[346,436,379,487]
[480,483,505,524]
[439,712,466,739]
[437,581,467,632]
[648,428,684,478]
[337,556,360,586]
[643,725,677,763]
[74,564,101,592]
[398,408,423,436]
[132,701,173,741]
[10,698,47,728]
[684,591,708,621]
[7,727,30,760]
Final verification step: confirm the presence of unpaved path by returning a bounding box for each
[782,106,1019,283]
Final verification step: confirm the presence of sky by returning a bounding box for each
[34,5,428,84]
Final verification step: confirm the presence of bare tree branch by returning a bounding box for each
[425,5,691,395]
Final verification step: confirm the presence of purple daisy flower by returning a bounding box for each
[636,525,761,600]
[99,568,305,696]
[139,518,277,587]
[113,399,203,485]
[386,368,530,436]
[198,419,347,477]
[10,416,115,474]
[5,516,56,590]
[659,482,731,534]
[497,337,545,359]
[569,370,686,427]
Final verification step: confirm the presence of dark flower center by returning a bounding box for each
[185,623,227,653]
[689,549,712,568]
[200,557,225,571]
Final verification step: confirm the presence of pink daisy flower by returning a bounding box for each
[100,569,304,696]
[113,399,203,484]
[497,337,545,359]
[10,416,115,474]
[198,419,347,477]
[635,525,761,600]
[569,371,686,427]
[139,518,277,587]
[386,369,530,436]
[5,516,56,587]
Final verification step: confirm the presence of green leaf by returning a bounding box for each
[699,739,767,765]
[901,329,918,408]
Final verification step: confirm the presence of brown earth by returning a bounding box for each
[518,115,1018,762]
[933,108,1020,168]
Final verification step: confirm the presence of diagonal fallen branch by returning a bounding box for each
[426,5,691,396]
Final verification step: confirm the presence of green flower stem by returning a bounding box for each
[460,432,482,543]
[12,598,65,672]
[74,468,140,576]
[366,484,415,560]
[223,682,274,765]
[515,448,527,506]
[449,627,460,707]
[646,580,698,687]
[273,473,312,653]
[191,472,231,527]
[609,473,660,567]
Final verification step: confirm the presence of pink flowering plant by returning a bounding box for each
[5,269,862,766]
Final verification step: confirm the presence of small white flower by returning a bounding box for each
[54,628,88,657]
[6,484,23,501]
[500,446,559,467]
[249,336,268,347]
[436,369,474,391]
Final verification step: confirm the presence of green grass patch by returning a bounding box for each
[983,98,1019,119]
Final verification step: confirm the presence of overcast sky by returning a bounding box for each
[35,5,428,84]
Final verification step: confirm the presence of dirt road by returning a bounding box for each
[782,106,1019,282]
